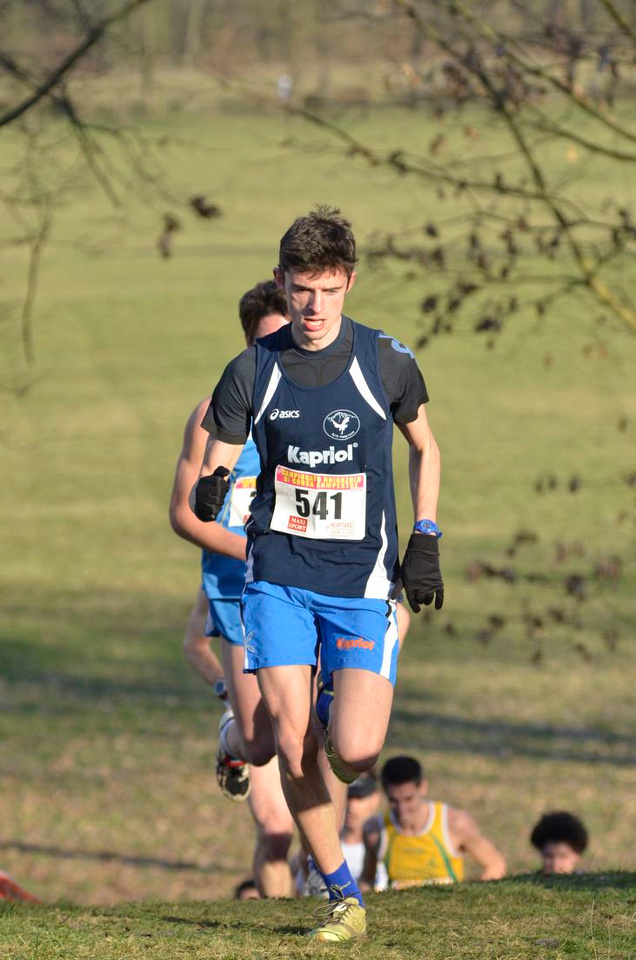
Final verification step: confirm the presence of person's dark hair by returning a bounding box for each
[381,755,424,789]
[278,205,357,278]
[239,280,287,342]
[234,878,259,899]
[530,812,589,854]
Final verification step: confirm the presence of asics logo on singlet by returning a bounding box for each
[269,408,300,420]
[287,442,358,468]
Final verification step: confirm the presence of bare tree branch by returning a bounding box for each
[0,0,156,128]
[523,114,636,163]
[437,0,636,146]
[599,0,636,44]
[58,92,123,207]
[380,0,636,334]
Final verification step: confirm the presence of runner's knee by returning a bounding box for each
[276,727,317,780]
[341,749,381,773]
[256,831,293,863]
[240,738,275,767]
[332,733,382,773]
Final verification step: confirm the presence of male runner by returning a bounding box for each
[362,756,506,888]
[170,280,294,898]
[193,206,444,941]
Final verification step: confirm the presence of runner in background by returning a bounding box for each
[170,280,294,898]
[362,756,506,888]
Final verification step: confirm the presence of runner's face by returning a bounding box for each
[344,793,380,836]
[385,781,427,830]
[275,267,356,351]
[541,842,580,875]
[250,311,289,345]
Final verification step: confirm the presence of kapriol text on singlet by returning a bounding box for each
[286,443,358,469]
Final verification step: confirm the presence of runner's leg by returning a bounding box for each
[222,630,293,894]
[221,639,276,767]
[315,715,348,828]
[396,600,410,650]
[317,597,399,782]
[329,668,394,776]
[257,664,344,876]
[248,758,294,898]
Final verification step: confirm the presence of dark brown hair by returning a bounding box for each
[278,205,357,278]
[530,811,588,854]
[238,280,287,342]
[381,755,424,789]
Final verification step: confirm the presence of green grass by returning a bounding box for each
[1,874,635,959]
[1,90,635,953]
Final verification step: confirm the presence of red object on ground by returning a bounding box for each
[0,871,41,903]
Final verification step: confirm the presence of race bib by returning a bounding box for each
[228,476,257,527]
[270,466,366,540]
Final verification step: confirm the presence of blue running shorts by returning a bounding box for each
[205,598,244,646]
[241,581,399,684]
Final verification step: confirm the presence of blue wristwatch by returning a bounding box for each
[413,519,442,538]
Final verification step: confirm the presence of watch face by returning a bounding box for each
[415,519,441,537]
[213,679,227,698]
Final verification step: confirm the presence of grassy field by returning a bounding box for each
[2,873,635,959]
[1,91,635,955]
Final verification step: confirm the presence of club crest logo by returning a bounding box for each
[323,409,360,441]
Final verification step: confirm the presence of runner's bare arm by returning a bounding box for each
[360,817,382,890]
[449,807,506,881]
[183,587,224,686]
[169,399,246,560]
[398,403,441,524]
[197,433,244,481]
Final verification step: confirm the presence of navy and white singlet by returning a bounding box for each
[246,320,400,599]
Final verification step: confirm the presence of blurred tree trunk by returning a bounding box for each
[183,0,211,67]
[579,0,594,30]
[136,4,154,97]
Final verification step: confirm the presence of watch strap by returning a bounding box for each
[413,519,442,538]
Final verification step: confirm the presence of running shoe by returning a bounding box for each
[216,709,250,802]
[307,895,367,942]
[324,733,360,785]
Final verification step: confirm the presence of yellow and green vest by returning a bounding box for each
[381,801,464,887]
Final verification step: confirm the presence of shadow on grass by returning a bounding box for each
[0,635,198,707]
[0,840,238,875]
[3,592,634,767]
[161,916,230,928]
[160,914,307,936]
[505,870,636,891]
[0,589,187,693]
[389,698,636,767]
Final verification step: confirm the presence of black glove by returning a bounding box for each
[401,533,444,613]
[194,467,230,522]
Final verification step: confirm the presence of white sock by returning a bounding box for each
[219,717,240,760]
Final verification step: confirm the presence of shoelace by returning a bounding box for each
[312,890,354,921]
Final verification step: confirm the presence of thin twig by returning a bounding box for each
[599,0,636,44]
[21,201,52,366]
